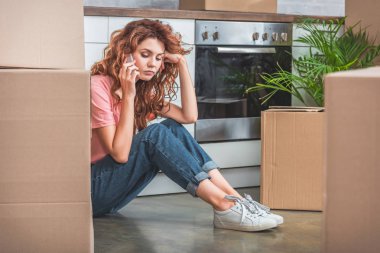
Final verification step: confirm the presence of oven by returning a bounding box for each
[194,21,293,142]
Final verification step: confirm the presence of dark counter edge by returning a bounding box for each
[84,6,343,23]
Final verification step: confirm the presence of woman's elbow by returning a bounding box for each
[184,114,198,124]
[111,153,129,164]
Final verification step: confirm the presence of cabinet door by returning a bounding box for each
[200,140,261,168]
[84,16,109,70]
[108,17,138,40]
[159,18,195,45]
[84,16,109,43]
[84,43,107,70]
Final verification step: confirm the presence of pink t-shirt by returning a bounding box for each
[90,75,157,164]
[91,75,121,163]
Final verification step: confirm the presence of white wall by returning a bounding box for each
[278,0,345,17]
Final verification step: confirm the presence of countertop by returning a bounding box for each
[84,6,341,23]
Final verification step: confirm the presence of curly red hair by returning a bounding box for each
[91,19,191,131]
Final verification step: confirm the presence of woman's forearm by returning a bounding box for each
[111,97,135,163]
[178,57,198,122]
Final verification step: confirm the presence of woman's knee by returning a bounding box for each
[142,123,171,140]
[160,118,183,129]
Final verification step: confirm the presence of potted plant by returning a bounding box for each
[246,17,380,211]
[245,17,380,106]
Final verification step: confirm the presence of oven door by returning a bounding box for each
[194,45,292,142]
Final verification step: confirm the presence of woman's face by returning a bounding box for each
[132,38,165,81]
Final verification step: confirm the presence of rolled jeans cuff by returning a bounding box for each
[202,160,219,173]
[186,171,211,197]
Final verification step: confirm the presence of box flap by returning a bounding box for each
[267,106,325,112]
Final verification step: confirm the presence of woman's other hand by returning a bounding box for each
[118,56,139,99]
[160,53,185,71]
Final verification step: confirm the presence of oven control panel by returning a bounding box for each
[195,20,292,46]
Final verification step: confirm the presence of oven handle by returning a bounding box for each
[217,47,276,54]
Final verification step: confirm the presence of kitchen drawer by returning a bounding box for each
[200,140,261,168]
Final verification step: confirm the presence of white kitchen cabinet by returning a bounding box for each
[200,140,261,168]
[108,17,138,39]
[108,17,195,45]
[159,18,195,45]
[84,16,109,43]
[84,16,109,70]
[84,43,107,70]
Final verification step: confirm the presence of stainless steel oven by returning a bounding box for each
[194,20,293,142]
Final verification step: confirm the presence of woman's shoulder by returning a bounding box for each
[91,75,113,89]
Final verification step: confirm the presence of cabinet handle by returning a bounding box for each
[217,47,276,54]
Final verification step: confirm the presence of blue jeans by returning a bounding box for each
[91,119,219,217]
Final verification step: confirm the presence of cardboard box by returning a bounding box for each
[179,0,277,13]
[0,203,93,253]
[346,0,380,65]
[323,67,380,253]
[0,0,84,69]
[260,108,324,211]
[0,69,93,252]
[0,69,91,203]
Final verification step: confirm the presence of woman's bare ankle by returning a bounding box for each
[214,198,235,211]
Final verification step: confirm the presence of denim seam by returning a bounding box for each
[186,171,211,197]
[190,149,202,164]
[195,171,210,181]
[92,162,130,181]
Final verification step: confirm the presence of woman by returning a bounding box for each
[90,19,283,232]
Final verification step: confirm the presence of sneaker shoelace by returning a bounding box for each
[244,193,271,214]
[224,195,258,225]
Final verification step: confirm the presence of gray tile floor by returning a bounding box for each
[94,187,321,253]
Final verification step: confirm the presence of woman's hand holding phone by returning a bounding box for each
[118,54,139,99]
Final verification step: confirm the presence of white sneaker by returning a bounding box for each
[243,193,284,225]
[214,195,277,232]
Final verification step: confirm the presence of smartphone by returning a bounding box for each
[126,54,139,79]
[126,54,134,63]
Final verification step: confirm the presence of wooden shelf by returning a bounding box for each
[84,6,341,23]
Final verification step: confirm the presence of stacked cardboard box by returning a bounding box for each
[260,107,324,211]
[0,1,93,252]
[179,0,277,13]
[346,0,380,65]
[0,0,84,69]
[323,67,380,253]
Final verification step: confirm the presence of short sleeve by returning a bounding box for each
[91,76,116,129]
